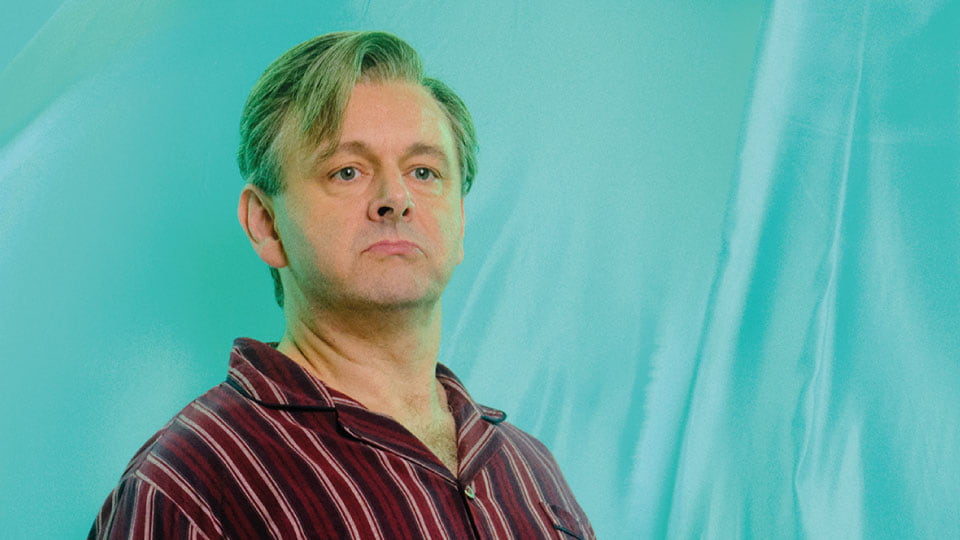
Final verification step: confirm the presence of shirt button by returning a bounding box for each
[463,485,477,500]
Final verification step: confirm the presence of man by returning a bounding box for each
[90,31,593,539]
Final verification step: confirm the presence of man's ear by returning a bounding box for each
[238,184,288,269]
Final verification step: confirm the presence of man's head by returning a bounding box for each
[236,31,477,308]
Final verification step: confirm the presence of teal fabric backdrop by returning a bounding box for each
[1,1,956,539]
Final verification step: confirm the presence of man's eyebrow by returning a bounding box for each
[335,140,379,162]
[303,141,372,177]
[401,143,451,164]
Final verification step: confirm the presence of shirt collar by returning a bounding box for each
[226,338,338,410]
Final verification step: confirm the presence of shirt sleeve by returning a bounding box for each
[88,477,212,540]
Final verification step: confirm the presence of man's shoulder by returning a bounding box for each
[92,383,244,539]
[120,382,240,479]
[494,417,549,449]
[495,418,567,470]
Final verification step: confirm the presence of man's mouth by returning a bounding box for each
[364,240,422,256]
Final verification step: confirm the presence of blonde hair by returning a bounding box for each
[237,31,478,306]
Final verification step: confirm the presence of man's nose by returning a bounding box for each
[368,171,414,221]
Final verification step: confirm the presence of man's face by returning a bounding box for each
[272,81,465,313]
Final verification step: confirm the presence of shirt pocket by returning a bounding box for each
[539,500,593,540]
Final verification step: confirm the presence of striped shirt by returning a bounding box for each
[90,338,594,539]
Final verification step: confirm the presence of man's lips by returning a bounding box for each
[364,240,422,256]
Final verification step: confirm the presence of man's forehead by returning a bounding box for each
[318,85,452,154]
[340,82,452,140]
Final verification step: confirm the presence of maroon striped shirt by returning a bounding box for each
[90,338,594,539]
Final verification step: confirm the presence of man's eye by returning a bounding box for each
[413,167,437,181]
[334,167,358,181]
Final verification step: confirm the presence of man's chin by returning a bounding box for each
[347,271,450,306]
[343,284,443,312]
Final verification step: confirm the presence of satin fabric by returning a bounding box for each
[634,2,960,538]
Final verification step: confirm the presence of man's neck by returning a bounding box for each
[276,301,446,420]
[276,297,460,474]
